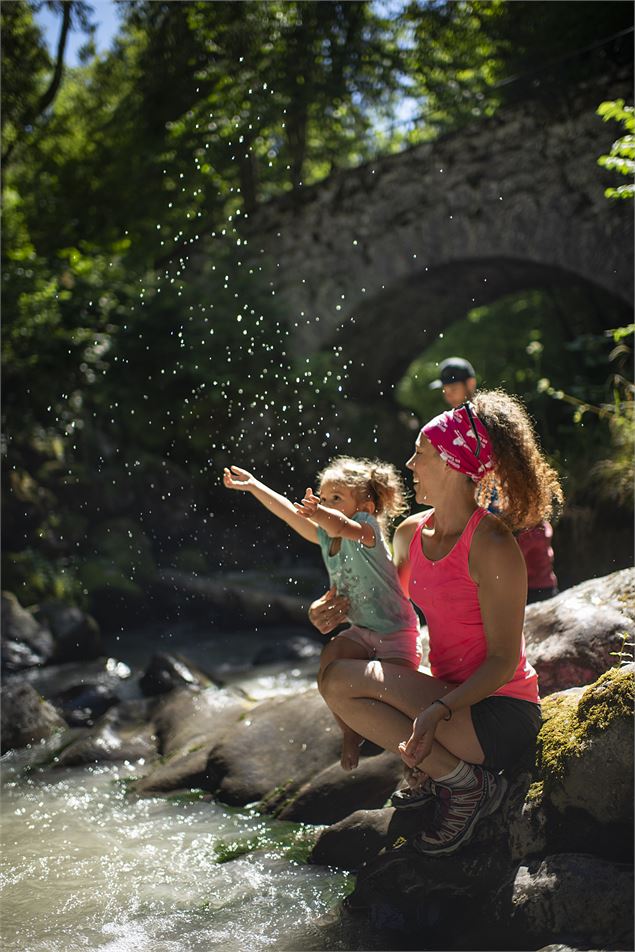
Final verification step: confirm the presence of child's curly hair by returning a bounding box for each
[317,456,409,531]
[472,390,564,532]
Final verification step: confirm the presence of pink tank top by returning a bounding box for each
[409,508,539,703]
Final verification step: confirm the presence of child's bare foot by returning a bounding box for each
[340,732,364,771]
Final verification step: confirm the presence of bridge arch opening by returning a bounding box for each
[335,256,631,404]
[327,256,632,586]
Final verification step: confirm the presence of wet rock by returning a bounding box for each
[494,854,634,951]
[1,592,54,671]
[134,686,249,795]
[139,652,216,696]
[310,808,409,870]
[57,700,156,767]
[34,599,101,663]
[0,682,67,752]
[205,688,342,806]
[310,770,531,871]
[538,665,634,825]
[252,634,323,666]
[153,684,248,757]
[509,783,548,862]
[346,825,513,948]
[11,656,132,709]
[524,568,635,693]
[275,750,404,824]
[54,682,119,726]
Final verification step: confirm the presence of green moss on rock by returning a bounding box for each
[538,667,634,785]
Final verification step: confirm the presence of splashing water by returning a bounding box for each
[1,754,352,952]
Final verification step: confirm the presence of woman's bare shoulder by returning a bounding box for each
[394,509,432,544]
[471,512,524,581]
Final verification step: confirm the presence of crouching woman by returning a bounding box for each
[310,390,562,854]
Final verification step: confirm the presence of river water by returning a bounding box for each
[0,623,368,952]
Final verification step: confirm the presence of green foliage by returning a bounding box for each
[0,0,52,150]
[2,0,633,614]
[397,289,634,509]
[597,99,635,199]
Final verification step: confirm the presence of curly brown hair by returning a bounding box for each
[317,456,409,531]
[472,390,564,532]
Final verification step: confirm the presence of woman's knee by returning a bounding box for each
[320,657,365,702]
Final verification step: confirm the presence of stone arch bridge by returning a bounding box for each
[243,69,633,398]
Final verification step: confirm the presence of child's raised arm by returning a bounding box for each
[295,488,376,547]
[223,466,319,544]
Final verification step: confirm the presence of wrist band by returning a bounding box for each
[433,698,453,721]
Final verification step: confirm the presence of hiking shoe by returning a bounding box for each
[412,766,507,855]
[390,776,435,810]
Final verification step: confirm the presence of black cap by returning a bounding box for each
[429,357,476,390]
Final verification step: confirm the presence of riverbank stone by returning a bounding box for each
[537,664,634,825]
[139,652,217,696]
[274,750,404,824]
[56,699,156,767]
[1,592,55,671]
[134,685,249,795]
[0,682,67,752]
[8,656,132,708]
[54,682,119,726]
[524,567,635,693]
[493,853,634,951]
[34,599,101,663]
[205,688,342,806]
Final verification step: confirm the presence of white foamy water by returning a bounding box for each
[0,752,351,952]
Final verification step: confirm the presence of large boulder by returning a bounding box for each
[0,682,67,752]
[537,664,634,826]
[346,829,513,949]
[524,568,635,693]
[1,592,54,671]
[56,700,156,767]
[205,688,342,806]
[139,652,217,697]
[493,854,634,951]
[34,599,101,663]
[275,750,404,824]
[310,771,531,871]
[11,656,133,727]
[134,685,249,795]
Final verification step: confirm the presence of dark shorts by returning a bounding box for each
[471,696,542,772]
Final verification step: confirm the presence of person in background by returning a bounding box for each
[430,355,559,604]
[429,356,477,409]
[517,522,559,602]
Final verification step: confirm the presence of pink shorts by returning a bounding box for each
[336,625,423,668]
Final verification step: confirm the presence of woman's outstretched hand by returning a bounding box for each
[223,465,257,491]
[398,703,447,768]
[308,586,350,634]
[294,487,320,517]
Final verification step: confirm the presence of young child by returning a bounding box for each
[223,456,421,770]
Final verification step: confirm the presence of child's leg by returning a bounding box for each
[318,635,372,771]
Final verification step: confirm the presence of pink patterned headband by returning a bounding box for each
[421,403,495,482]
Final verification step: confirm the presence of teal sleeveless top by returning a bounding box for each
[317,512,419,634]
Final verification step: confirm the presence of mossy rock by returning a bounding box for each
[538,665,634,824]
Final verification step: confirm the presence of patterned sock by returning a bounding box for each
[434,760,479,789]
